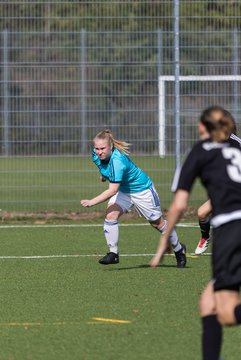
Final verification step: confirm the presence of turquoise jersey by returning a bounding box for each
[92,148,152,193]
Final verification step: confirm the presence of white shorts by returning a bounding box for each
[108,185,162,221]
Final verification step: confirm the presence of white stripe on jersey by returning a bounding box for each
[230,133,241,146]
[211,210,241,228]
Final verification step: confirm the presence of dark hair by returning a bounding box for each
[199,106,237,142]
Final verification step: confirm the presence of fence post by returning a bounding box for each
[233,28,239,121]
[157,29,165,157]
[158,77,165,158]
[3,29,10,156]
[157,29,163,79]
[80,29,87,154]
[174,0,180,169]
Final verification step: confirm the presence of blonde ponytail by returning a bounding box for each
[93,129,131,155]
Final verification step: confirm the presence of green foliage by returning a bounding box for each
[1,2,241,32]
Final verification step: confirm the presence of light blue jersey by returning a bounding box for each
[92,148,152,193]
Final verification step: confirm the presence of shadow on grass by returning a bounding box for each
[104,263,190,271]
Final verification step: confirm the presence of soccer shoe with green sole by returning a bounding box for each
[99,252,119,265]
[174,243,186,268]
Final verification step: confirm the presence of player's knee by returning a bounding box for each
[197,207,207,221]
[149,216,164,229]
[105,204,123,221]
[105,212,118,221]
[216,304,236,326]
[199,292,215,317]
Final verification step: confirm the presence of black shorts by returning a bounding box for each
[212,220,241,292]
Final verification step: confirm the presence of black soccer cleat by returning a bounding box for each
[174,243,186,268]
[99,252,119,265]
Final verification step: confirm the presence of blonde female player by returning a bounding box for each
[80,129,186,267]
[150,106,241,360]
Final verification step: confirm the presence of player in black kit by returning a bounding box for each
[150,106,241,360]
[195,117,241,254]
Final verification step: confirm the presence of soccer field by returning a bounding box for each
[0,223,240,360]
[0,156,206,212]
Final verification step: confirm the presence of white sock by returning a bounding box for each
[104,219,119,254]
[159,220,182,252]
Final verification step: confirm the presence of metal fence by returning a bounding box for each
[0,1,240,212]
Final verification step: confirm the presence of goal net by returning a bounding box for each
[158,75,241,157]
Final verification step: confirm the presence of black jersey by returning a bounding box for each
[230,132,241,145]
[176,137,241,228]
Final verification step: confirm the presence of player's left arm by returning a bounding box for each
[150,189,189,267]
[80,182,120,207]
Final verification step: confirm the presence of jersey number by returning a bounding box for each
[222,147,241,183]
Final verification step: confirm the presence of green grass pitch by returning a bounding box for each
[0,223,240,360]
[0,156,206,212]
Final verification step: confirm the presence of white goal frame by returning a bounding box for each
[158,75,241,157]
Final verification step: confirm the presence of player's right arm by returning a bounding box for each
[80,182,120,207]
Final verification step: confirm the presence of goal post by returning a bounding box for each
[158,75,241,158]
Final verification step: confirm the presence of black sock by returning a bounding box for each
[202,315,222,360]
[199,217,210,239]
[234,304,241,323]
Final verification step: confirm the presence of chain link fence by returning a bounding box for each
[0,1,240,212]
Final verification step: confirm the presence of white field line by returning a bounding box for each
[0,223,199,229]
[0,253,211,260]
[0,222,206,259]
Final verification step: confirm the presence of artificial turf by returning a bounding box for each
[0,223,240,359]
